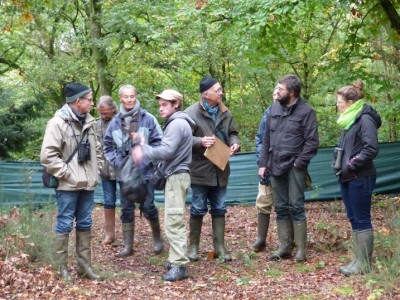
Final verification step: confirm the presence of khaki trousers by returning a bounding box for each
[255,183,274,214]
[164,173,190,266]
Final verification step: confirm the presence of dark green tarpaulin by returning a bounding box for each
[1,142,399,206]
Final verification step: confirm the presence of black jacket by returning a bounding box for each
[259,98,319,176]
[336,104,381,183]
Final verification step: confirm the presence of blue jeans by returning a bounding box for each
[271,167,307,221]
[55,190,94,234]
[190,185,227,217]
[120,181,158,223]
[340,176,376,231]
[102,179,118,209]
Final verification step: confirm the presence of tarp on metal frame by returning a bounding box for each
[1,142,399,206]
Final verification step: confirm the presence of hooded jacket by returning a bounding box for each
[185,99,240,186]
[40,104,103,191]
[141,111,196,175]
[337,104,381,183]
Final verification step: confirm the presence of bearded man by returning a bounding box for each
[258,74,319,262]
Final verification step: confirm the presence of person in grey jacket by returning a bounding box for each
[95,96,118,245]
[185,77,240,262]
[41,82,103,282]
[132,89,195,282]
[334,81,381,276]
[259,74,319,262]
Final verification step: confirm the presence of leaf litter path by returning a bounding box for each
[2,196,400,299]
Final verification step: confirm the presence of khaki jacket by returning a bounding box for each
[40,104,103,191]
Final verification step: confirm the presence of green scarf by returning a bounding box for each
[337,100,365,130]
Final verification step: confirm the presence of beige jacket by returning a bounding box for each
[40,104,103,191]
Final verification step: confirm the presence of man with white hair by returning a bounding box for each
[103,85,164,257]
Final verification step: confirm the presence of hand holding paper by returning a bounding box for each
[204,135,231,171]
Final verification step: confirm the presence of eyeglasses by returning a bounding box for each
[214,87,223,94]
[80,97,94,102]
[121,95,137,100]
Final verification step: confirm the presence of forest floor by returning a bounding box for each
[1,195,399,300]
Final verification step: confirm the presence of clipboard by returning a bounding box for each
[204,136,231,171]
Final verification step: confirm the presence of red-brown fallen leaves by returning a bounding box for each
[1,196,400,299]
[0,207,19,227]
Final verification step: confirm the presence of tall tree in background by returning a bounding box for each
[0,0,399,159]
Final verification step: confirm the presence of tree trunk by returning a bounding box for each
[90,0,113,97]
[379,0,400,35]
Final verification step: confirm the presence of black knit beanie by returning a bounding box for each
[199,77,218,93]
[65,83,92,103]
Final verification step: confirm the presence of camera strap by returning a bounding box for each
[66,123,89,164]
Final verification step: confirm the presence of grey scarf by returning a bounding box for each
[119,100,141,132]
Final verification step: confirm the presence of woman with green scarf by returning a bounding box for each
[333,81,381,276]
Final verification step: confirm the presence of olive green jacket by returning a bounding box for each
[185,99,239,186]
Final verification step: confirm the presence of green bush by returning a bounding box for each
[0,203,55,265]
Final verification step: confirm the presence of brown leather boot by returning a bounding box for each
[103,208,116,245]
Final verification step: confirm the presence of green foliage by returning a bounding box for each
[0,0,399,158]
[0,88,45,159]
